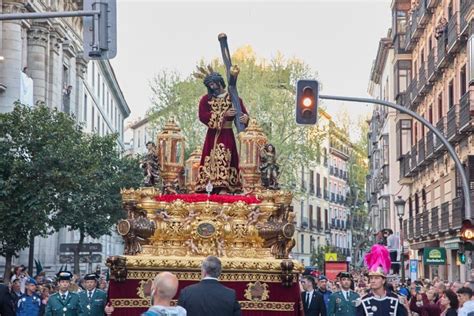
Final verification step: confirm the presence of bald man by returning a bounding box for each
[142,272,186,316]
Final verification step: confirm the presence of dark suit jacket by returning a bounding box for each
[301,290,326,316]
[177,279,241,316]
[0,284,15,316]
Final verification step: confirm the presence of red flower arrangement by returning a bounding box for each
[154,193,261,204]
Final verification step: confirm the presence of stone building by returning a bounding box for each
[368,0,474,281]
[0,0,131,275]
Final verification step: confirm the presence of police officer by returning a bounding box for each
[78,273,113,316]
[45,271,83,316]
[16,277,41,316]
[328,272,360,316]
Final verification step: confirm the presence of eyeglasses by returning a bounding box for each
[300,280,306,284]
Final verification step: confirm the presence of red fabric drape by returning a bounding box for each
[109,277,302,315]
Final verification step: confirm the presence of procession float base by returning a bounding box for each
[107,256,303,315]
[107,186,302,315]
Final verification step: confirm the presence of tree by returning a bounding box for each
[50,133,142,274]
[148,47,322,186]
[0,104,83,280]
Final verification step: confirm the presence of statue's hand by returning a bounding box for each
[240,114,249,124]
[225,108,237,117]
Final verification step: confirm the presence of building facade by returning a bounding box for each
[0,0,131,275]
[368,0,474,281]
[291,110,363,266]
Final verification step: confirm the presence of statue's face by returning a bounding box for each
[209,81,222,94]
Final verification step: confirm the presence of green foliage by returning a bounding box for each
[0,103,142,275]
[148,47,321,187]
[311,245,346,268]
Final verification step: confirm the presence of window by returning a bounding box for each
[102,82,105,106]
[316,173,321,195]
[382,134,389,166]
[83,94,88,122]
[396,119,412,158]
[309,205,313,228]
[460,65,467,97]
[428,105,433,124]
[91,106,95,130]
[395,60,411,95]
[448,79,454,109]
[309,170,315,193]
[325,209,329,228]
[300,235,305,253]
[91,63,95,87]
[437,93,443,120]
[97,73,101,97]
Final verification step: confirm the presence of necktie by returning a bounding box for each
[307,292,311,306]
[88,291,92,300]
[61,294,66,301]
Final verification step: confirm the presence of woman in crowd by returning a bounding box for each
[439,289,459,316]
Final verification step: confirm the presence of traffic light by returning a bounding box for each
[296,80,319,125]
[459,252,466,264]
[83,0,117,59]
[460,219,474,241]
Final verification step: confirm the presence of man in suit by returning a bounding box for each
[300,275,326,316]
[0,283,15,316]
[178,256,241,316]
[45,271,83,316]
[328,272,360,316]
[78,273,113,316]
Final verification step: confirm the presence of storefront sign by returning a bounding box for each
[423,247,446,265]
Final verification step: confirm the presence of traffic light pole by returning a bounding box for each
[320,93,472,283]
[319,94,472,221]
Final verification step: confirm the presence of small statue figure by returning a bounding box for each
[216,238,226,257]
[183,209,198,226]
[185,238,199,255]
[155,209,170,222]
[141,142,161,188]
[216,208,229,222]
[259,144,280,189]
[247,207,262,226]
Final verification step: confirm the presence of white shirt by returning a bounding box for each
[59,291,69,300]
[306,290,314,306]
[341,290,350,300]
[87,289,95,298]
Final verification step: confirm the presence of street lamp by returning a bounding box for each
[394,196,406,283]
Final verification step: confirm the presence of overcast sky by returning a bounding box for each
[111,0,392,131]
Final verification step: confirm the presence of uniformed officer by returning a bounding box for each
[328,272,360,316]
[78,273,113,316]
[16,277,41,316]
[45,271,83,316]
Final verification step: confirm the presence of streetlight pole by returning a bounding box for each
[395,196,406,283]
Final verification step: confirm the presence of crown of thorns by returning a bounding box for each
[192,65,225,87]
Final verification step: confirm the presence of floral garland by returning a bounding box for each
[154,193,261,204]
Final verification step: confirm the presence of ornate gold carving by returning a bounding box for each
[244,281,270,301]
[207,94,232,129]
[196,143,240,192]
[106,256,128,282]
[110,299,294,311]
[136,279,153,299]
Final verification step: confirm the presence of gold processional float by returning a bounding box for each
[105,119,304,315]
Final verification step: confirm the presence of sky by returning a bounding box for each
[110,0,392,135]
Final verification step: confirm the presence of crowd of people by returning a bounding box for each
[299,244,474,315]
[0,265,112,316]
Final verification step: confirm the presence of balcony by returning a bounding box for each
[399,154,412,180]
[426,131,434,160]
[414,213,422,238]
[301,218,309,230]
[410,144,418,172]
[422,210,429,237]
[460,0,474,34]
[316,187,322,198]
[447,12,461,54]
[459,91,474,133]
[427,53,436,82]
[309,184,315,194]
[394,33,408,54]
[434,117,446,153]
[430,206,439,235]
[407,217,414,240]
[437,32,448,68]
[407,79,417,106]
[331,193,336,203]
[451,196,464,230]
[330,166,335,176]
[324,190,329,200]
[396,92,408,107]
[417,138,426,167]
[418,66,427,94]
[440,201,450,232]
[447,104,461,142]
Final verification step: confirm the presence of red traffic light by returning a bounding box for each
[460,219,474,241]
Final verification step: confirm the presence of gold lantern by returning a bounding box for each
[185,146,202,193]
[238,119,268,192]
[157,118,185,190]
